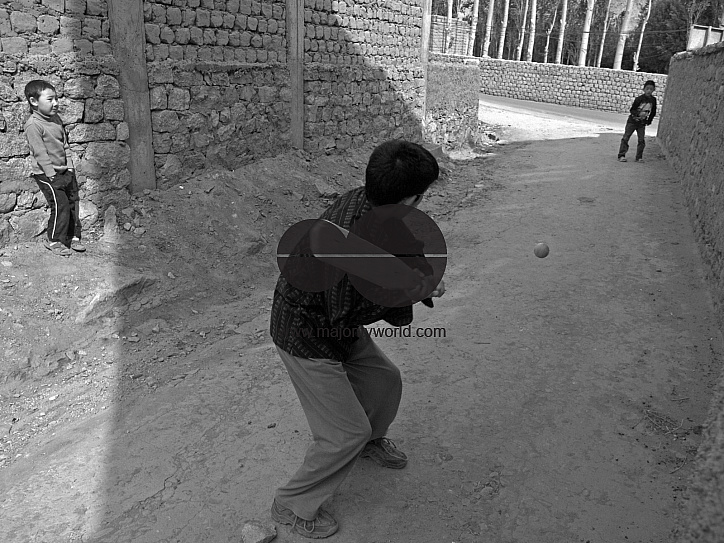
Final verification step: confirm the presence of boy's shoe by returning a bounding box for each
[360,437,408,469]
[70,238,87,252]
[635,158,644,163]
[270,500,338,539]
[44,240,72,257]
[618,156,627,162]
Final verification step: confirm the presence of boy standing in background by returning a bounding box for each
[24,80,85,256]
[618,80,657,163]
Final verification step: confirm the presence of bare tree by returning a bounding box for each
[577,0,596,65]
[543,5,558,63]
[612,0,635,69]
[482,0,496,56]
[468,0,481,55]
[554,0,568,63]
[595,0,612,67]
[633,0,652,71]
[497,0,511,58]
[515,0,530,60]
[525,0,538,60]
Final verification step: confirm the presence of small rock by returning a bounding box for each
[1,261,12,267]
[167,272,176,279]
[313,180,339,198]
[241,520,277,543]
[127,336,140,343]
[123,222,132,231]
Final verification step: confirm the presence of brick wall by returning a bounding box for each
[658,41,724,543]
[478,57,667,114]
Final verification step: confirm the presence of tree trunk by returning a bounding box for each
[468,0,481,56]
[554,0,568,64]
[543,6,558,63]
[445,0,454,53]
[497,0,511,58]
[525,0,538,61]
[577,0,595,65]
[595,0,612,67]
[482,0,495,56]
[613,0,635,69]
[633,0,652,71]
[515,0,530,60]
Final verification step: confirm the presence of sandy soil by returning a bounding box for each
[0,102,721,543]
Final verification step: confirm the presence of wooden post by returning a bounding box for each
[108,0,156,192]
[421,0,432,121]
[287,0,305,149]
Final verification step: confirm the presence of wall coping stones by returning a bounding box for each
[672,40,724,61]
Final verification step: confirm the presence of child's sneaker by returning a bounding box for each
[70,237,86,252]
[635,158,644,163]
[44,240,72,256]
[270,500,338,539]
[618,156,627,162]
[360,437,408,469]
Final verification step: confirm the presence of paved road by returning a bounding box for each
[480,93,660,136]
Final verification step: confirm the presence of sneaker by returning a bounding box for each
[360,437,408,469]
[70,238,86,252]
[270,500,339,539]
[44,240,72,257]
[618,156,627,162]
[635,158,644,163]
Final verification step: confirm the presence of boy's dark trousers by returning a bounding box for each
[33,171,82,246]
[618,120,646,160]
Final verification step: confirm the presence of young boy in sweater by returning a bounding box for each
[618,80,657,163]
[24,80,85,256]
[269,140,445,538]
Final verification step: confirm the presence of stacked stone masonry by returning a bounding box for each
[0,0,112,56]
[429,14,470,56]
[0,54,128,245]
[0,0,444,246]
[425,56,483,148]
[478,57,667,115]
[657,41,724,543]
[300,0,426,152]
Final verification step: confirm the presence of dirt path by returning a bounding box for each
[1,104,722,543]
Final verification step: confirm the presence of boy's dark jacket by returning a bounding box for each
[270,187,428,362]
[628,94,657,125]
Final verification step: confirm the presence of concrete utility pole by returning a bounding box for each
[108,0,156,192]
[287,0,305,149]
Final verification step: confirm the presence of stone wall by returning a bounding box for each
[0,0,129,245]
[478,57,667,114]
[142,0,290,181]
[425,53,484,148]
[0,0,432,247]
[300,1,426,152]
[658,40,724,543]
[429,14,470,56]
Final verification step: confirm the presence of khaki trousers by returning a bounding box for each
[275,328,402,520]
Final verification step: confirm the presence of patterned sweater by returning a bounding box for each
[270,187,416,361]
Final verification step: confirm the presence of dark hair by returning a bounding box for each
[644,80,656,89]
[24,80,56,110]
[365,140,439,206]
